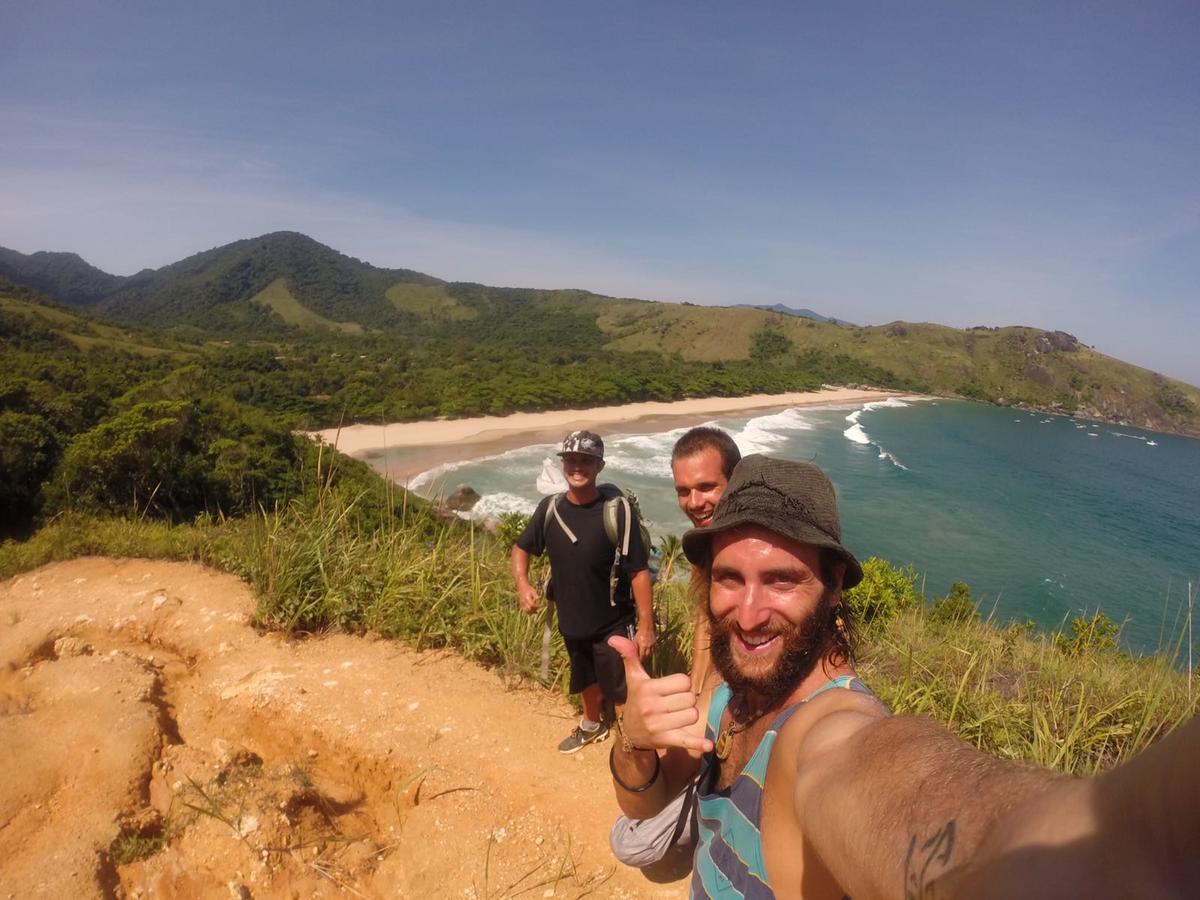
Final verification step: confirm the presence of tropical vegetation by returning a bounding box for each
[1,230,1196,781]
[2,474,1194,779]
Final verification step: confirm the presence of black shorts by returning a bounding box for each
[564,618,635,704]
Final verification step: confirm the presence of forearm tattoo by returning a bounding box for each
[904,820,956,900]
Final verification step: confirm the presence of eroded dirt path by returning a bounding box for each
[0,558,691,898]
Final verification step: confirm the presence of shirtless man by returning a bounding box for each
[609,454,1198,897]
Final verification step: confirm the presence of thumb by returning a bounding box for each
[607,635,648,679]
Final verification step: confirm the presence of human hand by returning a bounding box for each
[608,635,713,754]
[635,624,656,660]
[517,583,540,614]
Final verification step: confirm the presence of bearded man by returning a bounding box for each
[609,454,1199,898]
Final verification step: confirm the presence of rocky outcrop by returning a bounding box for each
[443,484,481,512]
[1036,330,1079,353]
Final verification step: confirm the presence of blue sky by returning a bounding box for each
[3,1,1198,384]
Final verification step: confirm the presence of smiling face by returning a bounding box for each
[560,452,604,491]
[672,446,730,528]
[705,525,838,707]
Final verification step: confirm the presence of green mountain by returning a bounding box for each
[1,232,1197,437]
[0,247,122,306]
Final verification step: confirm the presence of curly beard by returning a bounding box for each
[706,587,836,710]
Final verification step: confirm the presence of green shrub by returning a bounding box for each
[46,397,303,521]
[0,411,60,528]
[1056,611,1122,656]
[1006,618,1038,639]
[495,512,530,548]
[929,581,979,625]
[845,556,923,627]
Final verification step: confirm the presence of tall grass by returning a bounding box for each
[3,484,1194,779]
[0,511,254,580]
[242,488,1196,775]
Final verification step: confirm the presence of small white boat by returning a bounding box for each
[1087,432,1099,437]
[1147,440,1158,447]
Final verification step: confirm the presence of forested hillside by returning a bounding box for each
[3,232,1198,535]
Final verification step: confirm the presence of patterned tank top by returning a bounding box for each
[690,676,876,899]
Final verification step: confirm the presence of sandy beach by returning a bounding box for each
[310,387,910,481]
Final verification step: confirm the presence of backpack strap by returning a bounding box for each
[544,493,578,543]
[539,495,570,682]
[671,777,700,846]
[545,488,629,608]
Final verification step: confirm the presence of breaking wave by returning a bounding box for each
[843,399,911,469]
[603,426,695,478]
[408,458,474,493]
[409,442,555,493]
[470,492,538,520]
[730,408,815,455]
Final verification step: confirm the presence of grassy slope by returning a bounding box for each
[0,294,192,358]
[386,282,476,321]
[4,500,1194,780]
[601,304,1200,434]
[250,278,365,335]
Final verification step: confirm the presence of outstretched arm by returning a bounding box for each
[936,713,1200,899]
[791,711,1200,899]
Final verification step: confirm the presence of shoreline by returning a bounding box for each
[309,387,916,482]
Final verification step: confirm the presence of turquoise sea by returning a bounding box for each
[403,399,1199,660]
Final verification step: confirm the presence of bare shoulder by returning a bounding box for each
[761,687,888,897]
[775,683,889,766]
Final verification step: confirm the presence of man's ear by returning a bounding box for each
[597,459,606,474]
[827,559,847,595]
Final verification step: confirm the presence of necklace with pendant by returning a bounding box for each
[714,699,766,761]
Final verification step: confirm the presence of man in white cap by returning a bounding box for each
[512,430,655,753]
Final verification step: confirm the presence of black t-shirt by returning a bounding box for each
[516,490,649,639]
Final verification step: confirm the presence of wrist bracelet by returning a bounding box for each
[615,712,653,753]
[609,745,661,793]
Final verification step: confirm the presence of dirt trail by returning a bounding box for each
[0,558,692,899]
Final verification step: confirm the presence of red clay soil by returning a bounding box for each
[0,558,692,899]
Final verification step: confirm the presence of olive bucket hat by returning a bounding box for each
[681,454,863,589]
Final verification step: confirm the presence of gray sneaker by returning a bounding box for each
[557,722,609,754]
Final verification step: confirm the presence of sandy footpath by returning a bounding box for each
[0,558,693,898]
[309,388,907,481]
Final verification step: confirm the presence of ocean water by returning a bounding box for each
[405,399,1199,659]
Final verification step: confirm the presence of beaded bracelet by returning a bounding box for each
[609,744,661,793]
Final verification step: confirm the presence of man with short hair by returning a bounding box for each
[670,425,741,694]
[671,425,741,530]
[512,430,655,753]
[609,454,1199,897]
